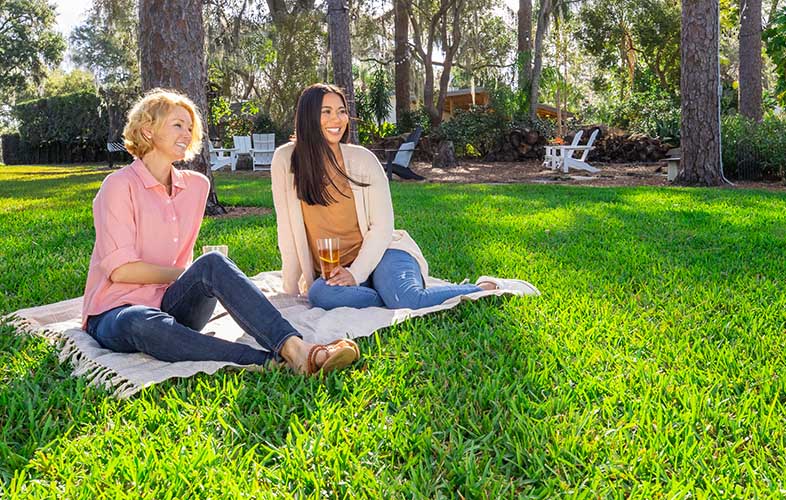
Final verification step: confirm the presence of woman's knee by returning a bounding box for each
[194,251,232,271]
[308,279,341,310]
[374,249,409,274]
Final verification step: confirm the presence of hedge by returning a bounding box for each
[2,91,108,164]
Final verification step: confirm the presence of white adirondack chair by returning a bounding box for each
[231,136,253,171]
[558,128,600,173]
[209,143,235,171]
[251,133,275,171]
[544,130,583,170]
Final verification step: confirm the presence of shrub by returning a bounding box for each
[368,68,392,125]
[486,80,530,122]
[722,114,786,181]
[358,121,397,145]
[7,91,107,164]
[210,99,290,148]
[397,107,432,136]
[584,89,680,144]
[437,106,508,158]
[355,90,375,125]
[253,111,291,146]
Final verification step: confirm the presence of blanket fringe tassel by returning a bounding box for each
[4,314,143,399]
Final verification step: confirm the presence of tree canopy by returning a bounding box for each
[0,0,65,101]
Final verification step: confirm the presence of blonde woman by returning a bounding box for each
[82,88,358,374]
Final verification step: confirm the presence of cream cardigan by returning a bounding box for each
[271,142,429,295]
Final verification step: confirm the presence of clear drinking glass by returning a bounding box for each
[202,245,229,257]
[316,237,340,279]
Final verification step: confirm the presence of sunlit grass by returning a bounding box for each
[2,164,786,497]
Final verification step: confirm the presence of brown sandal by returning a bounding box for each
[327,339,360,359]
[306,341,359,375]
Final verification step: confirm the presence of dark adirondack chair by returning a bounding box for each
[106,141,129,168]
[386,126,425,181]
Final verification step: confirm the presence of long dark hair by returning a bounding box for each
[291,83,368,205]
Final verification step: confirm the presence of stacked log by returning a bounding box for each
[483,126,547,162]
[369,125,672,164]
[575,126,672,163]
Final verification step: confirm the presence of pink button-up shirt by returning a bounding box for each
[82,159,209,328]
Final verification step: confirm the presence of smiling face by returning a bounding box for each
[146,105,194,164]
[320,92,349,150]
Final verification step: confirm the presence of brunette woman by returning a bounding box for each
[271,83,499,310]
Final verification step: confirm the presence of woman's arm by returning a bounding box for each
[271,146,303,294]
[110,261,184,284]
[345,150,395,285]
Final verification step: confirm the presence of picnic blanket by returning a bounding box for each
[7,271,539,398]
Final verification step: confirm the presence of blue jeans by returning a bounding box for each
[86,252,301,365]
[308,249,482,310]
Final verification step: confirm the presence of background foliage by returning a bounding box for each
[438,106,508,157]
[3,92,107,164]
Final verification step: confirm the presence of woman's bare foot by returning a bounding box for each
[477,281,499,291]
[279,337,321,374]
[475,276,501,291]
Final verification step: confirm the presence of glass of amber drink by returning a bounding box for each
[316,237,340,279]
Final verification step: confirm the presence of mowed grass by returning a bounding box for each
[2,165,786,498]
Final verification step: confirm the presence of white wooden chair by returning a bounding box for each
[544,130,583,170]
[557,128,600,173]
[231,136,253,171]
[208,143,235,171]
[251,133,275,171]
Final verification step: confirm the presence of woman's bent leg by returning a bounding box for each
[308,277,385,310]
[86,305,269,364]
[372,249,482,309]
[161,252,301,359]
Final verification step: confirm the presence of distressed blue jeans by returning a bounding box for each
[86,252,301,365]
[308,249,482,310]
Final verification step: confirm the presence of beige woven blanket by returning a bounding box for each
[7,271,539,398]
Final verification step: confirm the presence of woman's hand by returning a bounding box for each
[326,266,357,286]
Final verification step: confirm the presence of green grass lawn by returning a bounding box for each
[2,165,786,498]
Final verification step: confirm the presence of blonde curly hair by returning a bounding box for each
[123,88,204,161]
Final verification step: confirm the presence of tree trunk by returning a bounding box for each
[327,0,359,144]
[739,0,763,121]
[677,0,726,186]
[434,4,462,127]
[529,0,552,121]
[768,0,780,26]
[409,0,463,127]
[410,9,438,125]
[394,0,411,124]
[517,0,532,91]
[138,0,225,215]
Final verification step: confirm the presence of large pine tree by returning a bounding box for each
[327,0,359,143]
[138,0,224,214]
[676,0,726,186]
[739,0,763,121]
[394,0,411,124]
[517,0,532,92]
